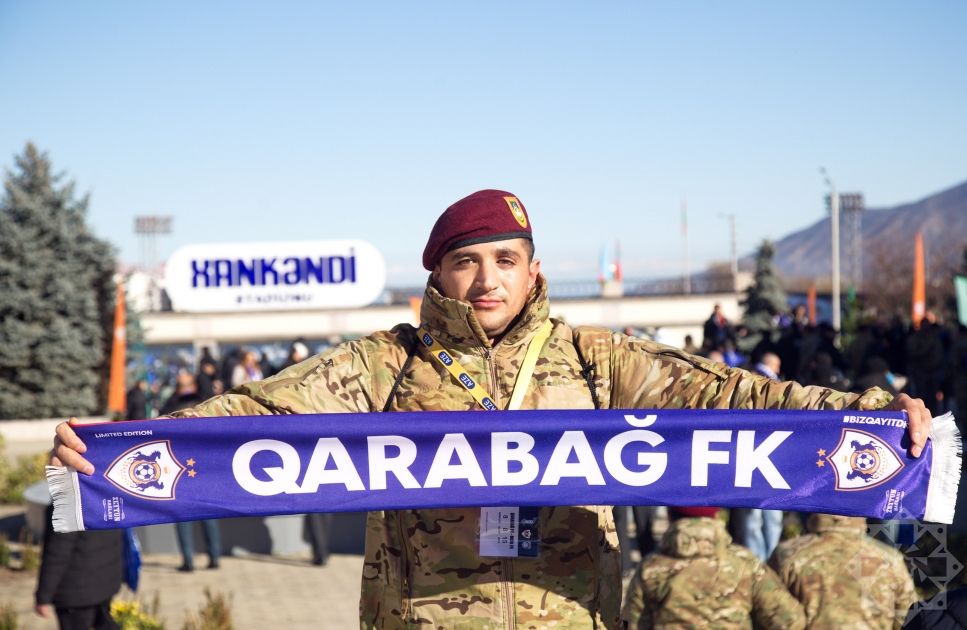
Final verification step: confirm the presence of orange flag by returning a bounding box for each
[912,231,926,329]
[107,282,127,415]
[409,296,423,326]
[807,282,817,326]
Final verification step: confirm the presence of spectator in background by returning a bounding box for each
[703,303,733,350]
[801,352,850,392]
[682,334,700,355]
[770,513,916,630]
[904,584,967,629]
[953,325,967,429]
[722,339,746,368]
[195,360,222,400]
[160,372,222,573]
[281,340,311,371]
[853,356,899,397]
[621,506,804,629]
[730,353,784,562]
[231,349,263,388]
[35,505,123,630]
[125,379,148,421]
[906,311,947,416]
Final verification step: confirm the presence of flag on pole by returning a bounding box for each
[409,296,423,326]
[613,240,622,281]
[107,282,127,415]
[912,232,926,329]
[598,243,612,283]
[955,275,967,327]
[807,282,817,326]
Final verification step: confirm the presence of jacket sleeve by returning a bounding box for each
[892,554,918,630]
[608,335,893,411]
[620,564,654,630]
[168,340,377,419]
[751,561,807,630]
[35,506,76,605]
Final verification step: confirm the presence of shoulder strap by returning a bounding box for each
[383,328,419,412]
[571,326,613,410]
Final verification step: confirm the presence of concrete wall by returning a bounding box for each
[140,292,741,350]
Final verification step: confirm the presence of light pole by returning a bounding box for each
[718,212,738,290]
[820,168,841,340]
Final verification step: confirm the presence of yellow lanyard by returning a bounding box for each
[417,320,553,411]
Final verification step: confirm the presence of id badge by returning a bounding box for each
[479,507,540,558]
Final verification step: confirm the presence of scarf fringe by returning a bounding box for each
[924,412,962,524]
[46,466,85,533]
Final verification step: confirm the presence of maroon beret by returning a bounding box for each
[422,189,533,270]
[668,506,720,520]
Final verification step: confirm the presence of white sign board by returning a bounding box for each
[164,240,386,312]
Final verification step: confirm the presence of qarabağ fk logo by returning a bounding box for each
[825,429,905,491]
[104,440,186,500]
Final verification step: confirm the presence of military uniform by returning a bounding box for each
[769,513,916,630]
[621,516,805,629]
[172,276,890,629]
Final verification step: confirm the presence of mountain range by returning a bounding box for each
[750,179,967,285]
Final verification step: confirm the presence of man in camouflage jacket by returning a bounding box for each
[53,189,933,629]
[622,507,805,629]
[769,513,917,630]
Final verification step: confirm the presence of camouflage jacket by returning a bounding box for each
[171,275,890,630]
[621,517,805,629]
[769,514,916,630]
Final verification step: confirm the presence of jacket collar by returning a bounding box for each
[419,274,550,349]
[807,513,867,535]
[660,517,731,558]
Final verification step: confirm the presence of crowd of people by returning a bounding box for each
[698,302,967,421]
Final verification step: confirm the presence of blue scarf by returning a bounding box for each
[48,409,960,532]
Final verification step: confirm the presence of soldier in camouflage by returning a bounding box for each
[621,507,805,629]
[769,513,916,630]
[53,189,933,629]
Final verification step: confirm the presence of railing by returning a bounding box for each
[383,274,737,305]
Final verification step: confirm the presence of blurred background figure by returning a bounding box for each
[770,513,916,630]
[124,379,149,421]
[281,340,310,371]
[231,349,263,387]
[35,505,123,630]
[195,346,222,399]
[622,506,804,629]
[730,353,784,562]
[160,372,222,573]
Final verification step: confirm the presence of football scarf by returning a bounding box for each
[48,409,960,532]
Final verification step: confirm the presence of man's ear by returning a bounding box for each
[528,258,541,290]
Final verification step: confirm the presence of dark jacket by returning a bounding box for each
[159,390,205,416]
[903,585,967,629]
[36,506,123,608]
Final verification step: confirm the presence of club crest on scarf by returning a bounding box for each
[104,440,186,500]
[825,429,905,491]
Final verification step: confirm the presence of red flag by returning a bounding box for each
[912,232,926,329]
[107,282,127,415]
[807,282,817,326]
[613,240,622,281]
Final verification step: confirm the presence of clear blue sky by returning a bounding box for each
[2,1,965,285]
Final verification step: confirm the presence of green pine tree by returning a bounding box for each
[739,240,787,353]
[0,143,117,419]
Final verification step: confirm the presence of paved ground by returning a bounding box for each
[1,551,363,629]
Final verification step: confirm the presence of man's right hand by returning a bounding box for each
[50,419,94,475]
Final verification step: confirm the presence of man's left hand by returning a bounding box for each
[885,393,932,458]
